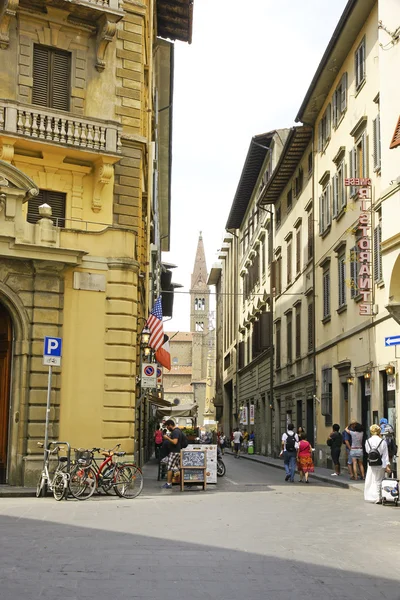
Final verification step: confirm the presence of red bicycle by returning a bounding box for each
[90,445,144,499]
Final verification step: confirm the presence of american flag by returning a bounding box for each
[146,297,164,351]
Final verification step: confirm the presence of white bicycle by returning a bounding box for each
[36,441,71,501]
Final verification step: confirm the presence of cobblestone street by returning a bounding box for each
[1,456,400,600]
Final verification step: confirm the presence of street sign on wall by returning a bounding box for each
[385,336,400,347]
[141,363,157,388]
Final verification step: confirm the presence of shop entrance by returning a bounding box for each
[0,303,12,483]
[306,398,314,447]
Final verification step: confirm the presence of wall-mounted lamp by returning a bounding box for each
[385,365,394,375]
[346,376,354,385]
[364,371,371,380]
[144,346,151,357]
[141,327,151,346]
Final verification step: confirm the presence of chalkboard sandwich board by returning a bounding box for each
[180,449,207,491]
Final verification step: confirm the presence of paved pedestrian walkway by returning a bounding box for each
[225,449,364,492]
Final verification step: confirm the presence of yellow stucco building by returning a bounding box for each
[0,0,193,486]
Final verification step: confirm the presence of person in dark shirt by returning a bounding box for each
[327,424,343,476]
[161,419,182,489]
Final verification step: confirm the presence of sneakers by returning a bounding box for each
[161,483,172,489]
[331,473,338,476]
[285,475,290,481]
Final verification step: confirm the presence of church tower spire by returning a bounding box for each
[190,232,209,333]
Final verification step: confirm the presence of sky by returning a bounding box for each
[163,0,348,331]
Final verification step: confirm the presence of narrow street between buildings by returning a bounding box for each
[1,456,399,600]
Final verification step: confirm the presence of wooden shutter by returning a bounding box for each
[287,242,292,284]
[361,133,368,178]
[275,322,281,368]
[296,228,301,274]
[32,46,50,107]
[307,303,313,352]
[390,115,400,149]
[349,148,356,197]
[323,269,330,318]
[238,342,245,370]
[332,88,337,128]
[326,103,331,140]
[32,45,70,111]
[332,175,338,218]
[51,50,71,111]
[308,212,313,260]
[318,121,323,153]
[260,312,271,351]
[319,194,324,235]
[350,246,358,299]
[341,72,348,113]
[286,316,292,364]
[295,307,301,358]
[373,116,381,171]
[27,190,66,226]
[338,256,346,307]
[326,184,331,226]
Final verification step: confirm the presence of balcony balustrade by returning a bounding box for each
[0,101,122,155]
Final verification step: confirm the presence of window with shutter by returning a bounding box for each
[238,341,245,370]
[287,189,293,211]
[27,189,66,227]
[349,148,357,197]
[32,45,71,111]
[286,314,292,364]
[307,303,313,352]
[276,206,281,228]
[319,194,324,235]
[296,228,301,275]
[350,246,358,299]
[332,175,338,219]
[374,223,382,282]
[307,212,313,260]
[338,254,346,308]
[373,115,381,171]
[275,321,281,369]
[355,38,366,89]
[323,267,330,319]
[287,241,292,285]
[389,115,400,149]
[321,368,333,426]
[260,312,271,351]
[338,161,346,209]
[340,72,347,114]
[295,305,301,359]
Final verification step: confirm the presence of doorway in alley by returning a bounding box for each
[0,303,12,483]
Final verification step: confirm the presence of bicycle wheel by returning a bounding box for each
[97,465,118,495]
[53,472,66,501]
[36,474,46,498]
[69,465,97,500]
[114,464,143,499]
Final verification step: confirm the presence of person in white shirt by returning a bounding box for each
[364,424,391,504]
[281,423,299,482]
[232,428,242,458]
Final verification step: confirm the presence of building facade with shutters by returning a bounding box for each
[0,0,193,485]
[224,130,289,454]
[296,0,400,466]
[259,127,315,455]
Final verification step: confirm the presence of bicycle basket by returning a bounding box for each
[75,449,92,467]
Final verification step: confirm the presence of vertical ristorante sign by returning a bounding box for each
[345,178,373,315]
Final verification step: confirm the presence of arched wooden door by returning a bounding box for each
[0,303,12,483]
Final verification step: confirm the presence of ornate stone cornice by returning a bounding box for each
[0,0,19,49]
[96,15,118,72]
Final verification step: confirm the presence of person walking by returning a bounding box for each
[343,422,354,478]
[281,423,299,482]
[219,431,226,455]
[345,422,365,480]
[297,432,314,483]
[364,424,391,504]
[327,424,342,476]
[232,428,242,458]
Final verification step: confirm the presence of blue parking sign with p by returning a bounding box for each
[43,336,62,366]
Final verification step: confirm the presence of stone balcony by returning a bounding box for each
[0,100,122,156]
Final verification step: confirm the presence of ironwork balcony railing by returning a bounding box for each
[0,101,122,154]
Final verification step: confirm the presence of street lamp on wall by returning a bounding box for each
[364,371,371,380]
[385,364,394,375]
[346,376,354,385]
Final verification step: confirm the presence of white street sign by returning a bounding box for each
[141,363,157,388]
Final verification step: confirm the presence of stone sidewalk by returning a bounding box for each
[224,449,364,492]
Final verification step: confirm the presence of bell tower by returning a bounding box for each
[190,232,209,333]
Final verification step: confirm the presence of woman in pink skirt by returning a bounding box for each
[297,432,314,483]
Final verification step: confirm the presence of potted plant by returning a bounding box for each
[182,427,198,442]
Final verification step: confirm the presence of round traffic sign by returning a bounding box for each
[144,365,155,377]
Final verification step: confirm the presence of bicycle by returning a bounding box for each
[68,448,97,500]
[36,441,71,501]
[89,444,144,499]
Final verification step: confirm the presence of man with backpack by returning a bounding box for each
[364,423,391,504]
[161,420,188,489]
[281,423,299,482]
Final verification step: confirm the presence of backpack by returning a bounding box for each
[386,435,398,457]
[366,439,383,466]
[155,430,163,444]
[286,433,296,452]
[180,430,188,449]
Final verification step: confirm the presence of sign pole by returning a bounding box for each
[43,365,53,463]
